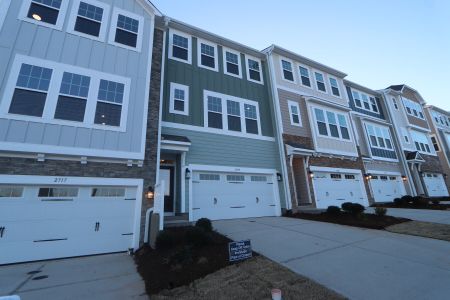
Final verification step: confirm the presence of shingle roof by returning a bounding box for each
[387,85,405,91]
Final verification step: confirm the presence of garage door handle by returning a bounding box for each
[0,227,4,238]
[256,197,259,203]
[95,222,100,232]
[214,197,217,205]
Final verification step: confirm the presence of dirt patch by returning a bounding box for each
[152,256,345,300]
[288,212,409,230]
[386,221,450,242]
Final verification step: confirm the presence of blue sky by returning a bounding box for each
[152,0,450,110]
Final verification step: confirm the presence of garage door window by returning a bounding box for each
[0,186,24,197]
[199,174,220,181]
[227,175,245,182]
[380,176,388,181]
[344,174,355,180]
[390,176,397,180]
[38,187,78,197]
[330,174,342,179]
[91,187,125,197]
[251,175,267,182]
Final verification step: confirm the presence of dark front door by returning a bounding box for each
[160,166,174,213]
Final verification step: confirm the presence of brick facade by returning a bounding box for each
[0,28,164,246]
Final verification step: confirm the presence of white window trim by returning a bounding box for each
[18,0,70,31]
[328,76,341,98]
[279,57,296,83]
[297,63,312,88]
[364,122,394,151]
[245,55,264,85]
[222,47,242,79]
[197,38,219,72]
[203,90,262,137]
[168,29,192,64]
[0,0,11,31]
[0,54,131,132]
[107,7,144,52]
[66,0,110,42]
[287,100,302,127]
[312,105,353,142]
[313,70,327,94]
[169,82,189,116]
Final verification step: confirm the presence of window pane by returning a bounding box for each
[249,69,261,81]
[54,96,87,122]
[337,115,347,127]
[17,64,52,91]
[27,2,59,25]
[341,127,350,140]
[0,186,24,198]
[283,70,294,81]
[78,1,103,22]
[173,46,188,60]
[208,96,222,112]
[201,43,214,56]
[292,114,300,124]
[75,16,101,36]
[226,62,239,75]
[115,28,137,47]
[117,14,138,33]
[317,122,328,135]
[317,81,326,92]
[314,108,325,122]
[94,102,122,126]
[173,100,184,111]
[173,34,188,48]
[9,89,46,117]
[226,52,238,64]
[330,124,339,138]
[370,135,378,146]
[34,0,62,9]
[245,118,258,134]
[326,111,336,124]
[228,115,241,131]
[244,104,257,119]
[98,80,124,104]
[60,72,90,98]
[201,54,215,68]
[208,112,222,129]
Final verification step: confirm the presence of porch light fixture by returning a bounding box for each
[146,186,154,200]
[308,171,314,178]
[32,14,42,21]
[276,173,282,181]
[185,168,191,180]
[401,175,407,181]
[364,173,372,180]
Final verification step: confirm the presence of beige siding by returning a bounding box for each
[364,161,403,173]
[352,115,370,157]
[277,88,311,137]
[315,135,356,154]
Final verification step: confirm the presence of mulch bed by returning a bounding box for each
[134,227,246,295]
[288,212,410,230]
[372,202,450,210]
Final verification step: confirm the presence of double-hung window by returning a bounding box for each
[314,72,326,92]
[370,97,378,112]
[169,82,189,115]
[227,100,241,132]
[314,108,328,136]
[281,59,294,82]
[411,131,432,154]
[365,124,393,150]
[21,0,69,29]
[352,91,362,107]
[329,77,340,97]
[361,94,370,110]
[169,30,191,63]
[314,108,351,140]
[244,104,258,134]
[246,56,263,84]
[223,48,241,78]
[198,40,218,71]
[95,79,124,127]
[299,66,311,87]
[288,100,301,126]
[55,72,90,122]
[9,63,52,117]
[403,98,425,120]
[207,96,223,129]
[326,111,339,138]
[338,115,350,139]
[109,8,143,51]
[68,0,109,40]
[431,136,440,152]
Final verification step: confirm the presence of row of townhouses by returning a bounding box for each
[1,0,449,265]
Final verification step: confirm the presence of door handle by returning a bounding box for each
[0,226,5,238]
[214,197,217,205]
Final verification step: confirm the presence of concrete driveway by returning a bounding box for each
[214,217,450,300]
[367,207,450,224]
[0,253,146,300]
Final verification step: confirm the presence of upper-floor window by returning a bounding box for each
[1,55,130,132]
[403,98,424,120]
[365,124,393,151]
[352,89,379,113]
[298,65,311,87]
[67,0,110,41]
[369,97,378,112]
[281,59,294,82]
[431,136,440,152]
[352,91,362,108]
[109,8,143,51]
[169,30,191,64]
[411,131,432,154]
[361,94,370,110]
[314,108,350,140]
[401,127,410,144]
[392,98,399,110]
[288,100,301,126]
[20,0,69,30]
[198,40,218,71]
[204,90,261,135]
[432,111,450,127]
[329,77,340,97]
[223,48,241,78]
[314,72,326,92]
[169,82,189,115]
[245,56,263,84]
[0,185,24,198]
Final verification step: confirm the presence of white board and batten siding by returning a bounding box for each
[0,175,143,265]
[0,0,156,160]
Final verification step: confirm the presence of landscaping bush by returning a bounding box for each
[341,202,365,216]
[432,199,440,205]
[412,197,429,206]
[374,207,387,217]
[195,218,213,232]
[401,195,414,204]
[155,230,178,250]
[185,227,212,247]
[393,198,404,206]
[326,206,341,215]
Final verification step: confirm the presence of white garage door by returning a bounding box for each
[192,171,279,221]
[312,172,368,209]
[370,175,405,202]
[423,173,449,197]
[0,184,138,265]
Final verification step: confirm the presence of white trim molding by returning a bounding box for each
[222,47,242,79]
[108,7,144,52]
[287,100,302,127]
[168,28,192,64]
[197,38,219,72]
[244,54,264,85]
[169,82,189,115]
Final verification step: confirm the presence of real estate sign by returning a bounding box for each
[228,240,252,262]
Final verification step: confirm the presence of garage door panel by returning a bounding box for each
[370,175,404,202]
[423,173,449,197]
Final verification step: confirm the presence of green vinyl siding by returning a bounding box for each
[163,32,274,137]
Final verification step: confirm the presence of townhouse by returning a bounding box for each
[156,17,287,222]
[423,105,450,194]
[345,81,410,202]
[0,0,161,264]
[381,85,448,197]
[264,45,369,209]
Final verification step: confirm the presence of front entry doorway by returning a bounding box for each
[160,166,175,214]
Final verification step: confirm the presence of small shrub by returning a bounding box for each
[326,206,341,215]
[401,195,414,204]
[341,202,353,213]
[432,199,440,205]
[155,230,177,250]
[412,196,429,206]
[374,207,387,217]
[393,198,404,206]
[195,218,213,232]
[341,202,365,216]
[185,227,212,247]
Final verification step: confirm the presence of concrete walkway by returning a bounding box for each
[0,253,146,300]
[367,207,450,224]
[214,217,450,300]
